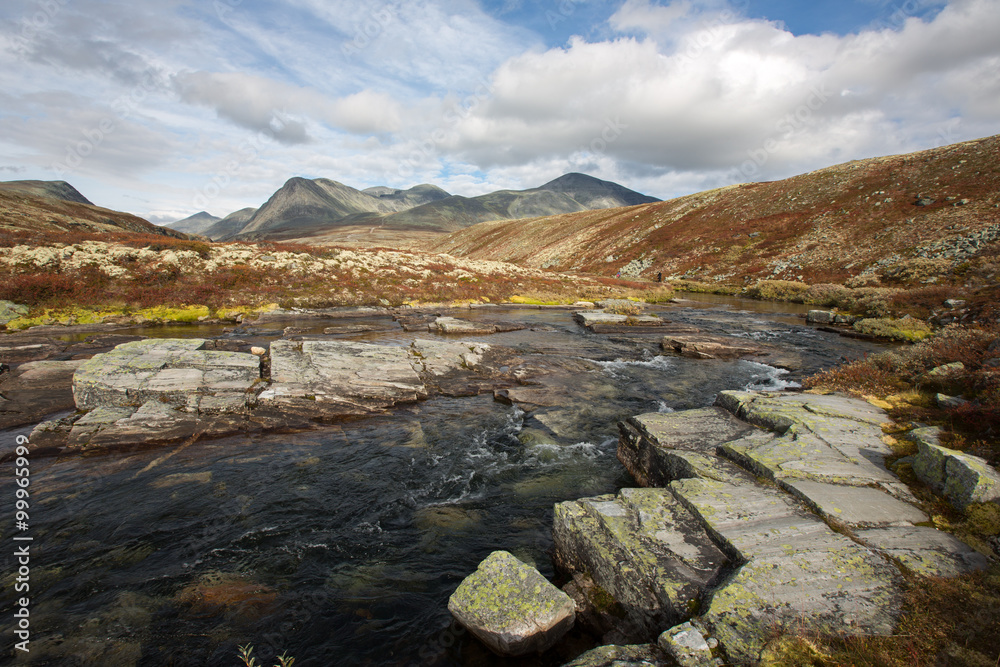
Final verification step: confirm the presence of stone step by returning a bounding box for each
[618,408,755,486]
[670,477,903,665]
[583,390,994,665]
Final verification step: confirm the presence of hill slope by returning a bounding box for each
[429,136,1000,286]
[0,185,187,241]
[203,207,258,241]
[0,180,94,205]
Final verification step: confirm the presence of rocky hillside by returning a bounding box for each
[0,183,187,241]
[430,136,1000,287]
[163,211,220,236]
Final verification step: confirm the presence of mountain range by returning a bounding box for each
[164,173,660,241]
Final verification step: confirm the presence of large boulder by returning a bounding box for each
[910,427,1000,510]
[0,300,29,325]
[448,550,575,656]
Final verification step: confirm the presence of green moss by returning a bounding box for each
[508,295,570,305]
[853,317,933,342]
[964,503,1000,536]
[744,280,811,302]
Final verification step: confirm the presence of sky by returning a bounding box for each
[0,0,998,224]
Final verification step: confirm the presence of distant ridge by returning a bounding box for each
[163,211,220,236]
[220,173,658,241]
[378,173,660,232]
[227,179,450,240]
[203,208,258,241]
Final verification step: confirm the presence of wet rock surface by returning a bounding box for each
[663,335,768,360]
[0,359,86,429]
[561,643,668,667]
[554,390,992,666]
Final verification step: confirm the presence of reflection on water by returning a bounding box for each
[0,301,887,666]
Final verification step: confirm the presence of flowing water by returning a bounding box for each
[0,300,887,666]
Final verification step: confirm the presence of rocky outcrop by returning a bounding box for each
[658,622,722,667]
[448,551,575,656]
[555,391,990,665]
[26,336,515,456]
[805,310,856,325]
[910,426,1000,510]
[73,339,261,412]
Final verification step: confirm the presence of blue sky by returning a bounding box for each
[0,0,996,223]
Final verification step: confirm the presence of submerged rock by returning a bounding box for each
[662,336,765,360]
[448,550,575,656]
[0,359,85,430]
[561,644,668,666]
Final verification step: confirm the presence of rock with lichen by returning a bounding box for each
[448,550,575,656]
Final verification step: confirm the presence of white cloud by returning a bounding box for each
[444,0,1000,195]
[1,0,999,218]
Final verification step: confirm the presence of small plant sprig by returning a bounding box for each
[238,644,295,667]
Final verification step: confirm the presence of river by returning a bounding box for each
[0,298,885,666]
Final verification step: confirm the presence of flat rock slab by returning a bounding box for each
[672,477,902,665]
[449,550,575,656]
[411,338,489,377]
[263,340,426,409]
[431,316,526,335]
[783,479,928,527]
[663,336,765,360]
[575,311,663,329]
[618,408,754,486]
[73,339,260,411]
[856,526,990,577]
